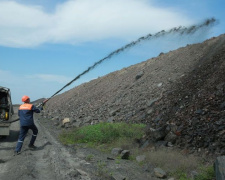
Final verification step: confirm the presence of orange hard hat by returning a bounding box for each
[22,95,30,102]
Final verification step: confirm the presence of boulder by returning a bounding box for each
[135,71,144,80]
[215,156,225,180]
[120,150,130,160]
[62,118,70,125]
[164,132,177,144]
[151,126,167,141]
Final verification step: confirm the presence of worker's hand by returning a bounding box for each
[39,105,44,111]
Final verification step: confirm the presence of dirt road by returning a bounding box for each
[0,107,159,180]
[0,107,91,180]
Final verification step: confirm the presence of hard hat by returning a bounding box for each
[22,95,30,103]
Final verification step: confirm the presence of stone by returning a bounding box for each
[136,155,146,163]
[152,127,167,141]
[195,109,203,115]
[62,118,70,125]
[140,140,150,149]
[109,108,120,116]
[220,102,225,110]
[111,148,123,156]
[136,71,144,80]
[154,168,167,178]
[51,116,59,121]
[147,109,153,115]
[157,83,163,87]
[107,117,114,123]
[83,116,92,123]
[215,156,225,180]
[164,132,177,144]
[72,121,81,128]
[54,122,59,126]
[120,150,130,160]
[167,142,174,147]
[147,98,158,107]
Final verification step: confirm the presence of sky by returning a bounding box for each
[0,0,224,104]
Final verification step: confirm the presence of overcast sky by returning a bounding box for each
[0,0,224,104]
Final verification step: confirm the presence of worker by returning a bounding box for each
[15,95,43,155]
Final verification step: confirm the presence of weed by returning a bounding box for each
[96,161,108,177]
[195,166,215,180]
[115,159,120,164]
[145,148,200,173]
[86,154,94,161]
[59,122,145,146]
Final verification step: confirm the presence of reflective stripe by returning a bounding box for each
[19,104,33,110]
[32,134,37,137]
[18,141,23,143]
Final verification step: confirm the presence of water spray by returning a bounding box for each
[43,18,216,105]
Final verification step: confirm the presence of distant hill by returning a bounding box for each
[32,98,46,106]
[42,34,225,155]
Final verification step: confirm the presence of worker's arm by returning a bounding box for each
[32,105,42,113]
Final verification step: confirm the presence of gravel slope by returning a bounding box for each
[42,34,225,155]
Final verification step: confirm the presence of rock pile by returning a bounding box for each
[145,37,225,156]
[41,34,225,156]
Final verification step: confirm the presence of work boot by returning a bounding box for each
[14,151,21,156]
[28,144,37,149]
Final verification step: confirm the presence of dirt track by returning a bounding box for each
[0,107,91,180]
[0,107,158,180]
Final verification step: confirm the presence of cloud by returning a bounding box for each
[0,69,72,103]
[0,0,193,47]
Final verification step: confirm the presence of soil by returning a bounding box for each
[0,107,159,180]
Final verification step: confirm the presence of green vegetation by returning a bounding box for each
[170,165,215,180]
[86,154,94,161]
[59,122,215,180]
[195,166,215,180]
[59,122,145,145]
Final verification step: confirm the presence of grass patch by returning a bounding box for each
[195,166,215,180]
[145,148,200,173]
[59,122,145,146]
[142,148,215,180]
[59,122,215,180]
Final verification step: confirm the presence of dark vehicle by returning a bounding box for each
[0,86,14,136]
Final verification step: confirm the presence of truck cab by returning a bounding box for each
[0,86,14,136]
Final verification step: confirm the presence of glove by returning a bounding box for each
[39,105,44,111]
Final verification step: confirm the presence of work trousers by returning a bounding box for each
[15,124,38,152]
